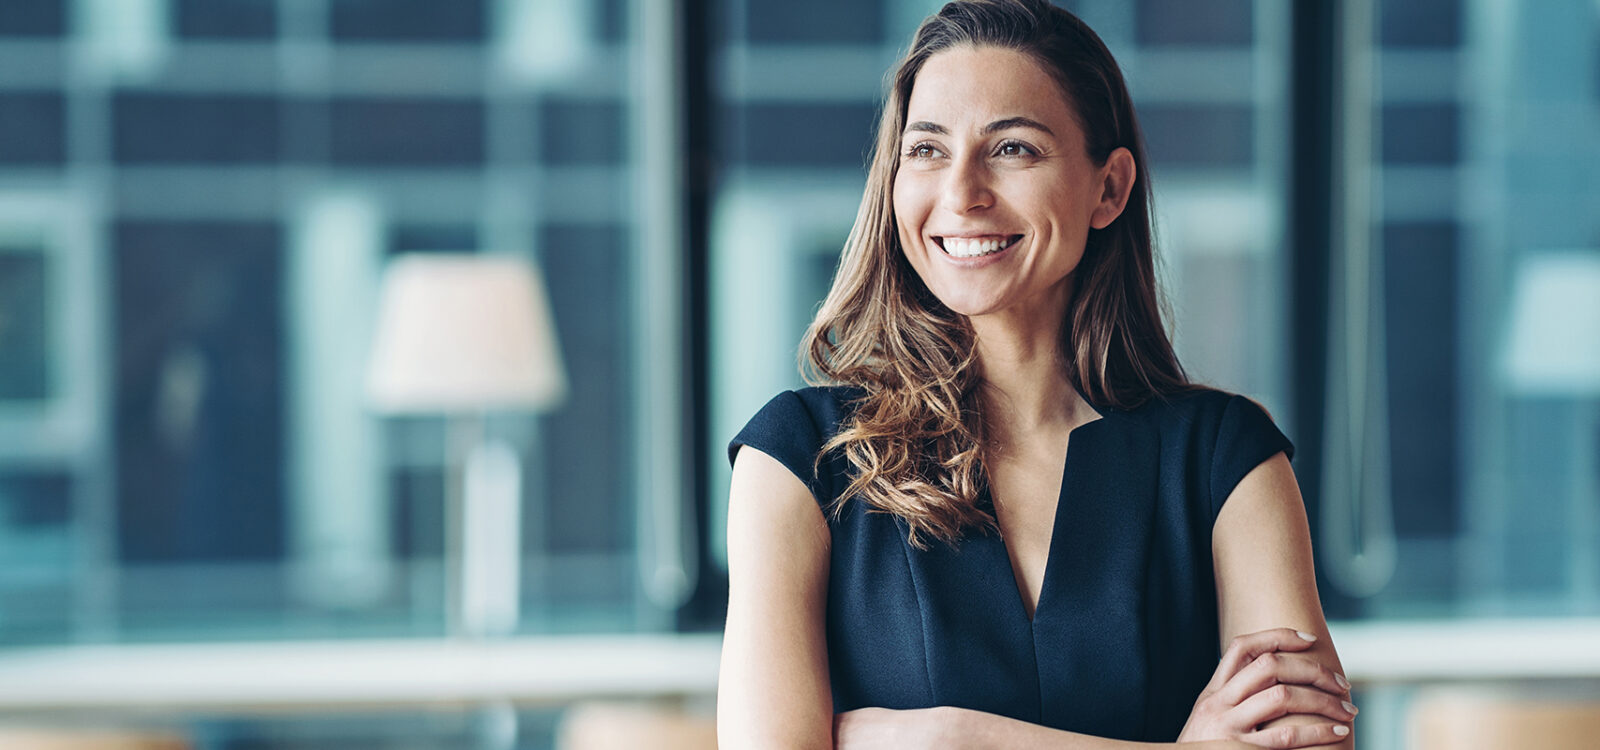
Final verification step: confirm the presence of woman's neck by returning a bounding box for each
[971,313,1095,443]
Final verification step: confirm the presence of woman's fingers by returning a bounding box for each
[1237,722,1352,749]
[1205,628,1320,692]
[1215,651,1350,706]
[1231,683,1358,729]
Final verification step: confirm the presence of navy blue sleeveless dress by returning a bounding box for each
[727,385,1295,742]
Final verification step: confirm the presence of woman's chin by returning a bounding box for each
[930,293,1005,319]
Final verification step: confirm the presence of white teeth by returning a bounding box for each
[941,236,1014,258]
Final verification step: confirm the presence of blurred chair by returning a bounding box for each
[0,729,187,750]
[1411,689,1600,750]
[556,701,716,750]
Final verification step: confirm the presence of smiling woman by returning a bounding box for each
[718,1,1354,749]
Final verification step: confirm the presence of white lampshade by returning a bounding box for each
[367,253,567,414]
[1503,251,1600,396]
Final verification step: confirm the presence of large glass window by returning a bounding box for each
[1317,0,1600,620]
[1317,2,1600,745]
[0,0,674,647]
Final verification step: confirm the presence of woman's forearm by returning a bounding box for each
[835,706,1261,749]
[949,707,1245,750]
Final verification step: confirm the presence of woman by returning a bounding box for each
[720,1,1355,748]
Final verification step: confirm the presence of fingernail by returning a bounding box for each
[1296,630,1318,642]
[1333,725,1350,737]
[1342,701,1359,715]
[1335,673,1351,691]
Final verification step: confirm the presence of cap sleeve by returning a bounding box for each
[1209,394,1295,519]
[728,390,827,503]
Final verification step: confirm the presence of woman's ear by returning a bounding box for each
[1089,147,1136,230]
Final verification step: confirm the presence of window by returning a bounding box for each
[0,0,675,649]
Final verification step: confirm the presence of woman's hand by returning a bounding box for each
[834,706,961,750]
[1177,628,1356,748]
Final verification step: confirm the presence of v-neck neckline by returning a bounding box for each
[983,402,1111,626]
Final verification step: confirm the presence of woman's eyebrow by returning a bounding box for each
[982,116,1053,136]
[903,117,1055,136]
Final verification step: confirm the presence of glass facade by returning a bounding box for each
[1313,0,1600,619]
[0,0,665,652]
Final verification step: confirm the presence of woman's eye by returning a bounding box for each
[997,141,1034,157]
[905,143,941,159]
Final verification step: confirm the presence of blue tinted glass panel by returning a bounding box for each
[389,225,479,255]
[0,251,49,400]
[1380,0,1461,48]
[0,0,64,36]
[391,466,445,558]
[745,0,884,44]
[728,102,877,169]
[329,98,485,167]
[113,93,281,164]
[174,0,277,39]
[0,473,70,526]
[1503,398,1576,593]
[599,0,627,43]
[0,471,72,644]
[1135,0,1253,46]
[539,98,628,166]
[538,225,630,555]
[1138,103,1254,167]
[0,92,66,164]
[281,98,326,164]
[329,0,485,42]
[113,221,284,564]
[1382,222,1460,538]
[1381,104,1460,164]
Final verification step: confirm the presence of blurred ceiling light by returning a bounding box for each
[76,0,170,82]
[494,0,593,86]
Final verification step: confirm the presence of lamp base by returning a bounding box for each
[444,415,524,639]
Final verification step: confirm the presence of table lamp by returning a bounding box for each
[367,253,567,637]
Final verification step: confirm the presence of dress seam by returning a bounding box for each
[896,518,937,701]
[1139,430,1162,741]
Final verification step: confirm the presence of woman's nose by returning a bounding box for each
[940,157,994,213]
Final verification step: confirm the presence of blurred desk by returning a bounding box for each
[0,634,721,715]
[0,730,187,750]
[4,620,1600,715]
[1332,618,1600,684]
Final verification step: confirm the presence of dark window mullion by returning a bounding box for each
[681,0,725,632]
[1290,0,1363,619]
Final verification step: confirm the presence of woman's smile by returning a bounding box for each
[935,234,1025,258]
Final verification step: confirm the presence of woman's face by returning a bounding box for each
[892,45,1127,320]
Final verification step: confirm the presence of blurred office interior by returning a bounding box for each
[0,0,1597,747]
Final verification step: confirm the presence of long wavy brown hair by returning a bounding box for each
[800,0,1199,549]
